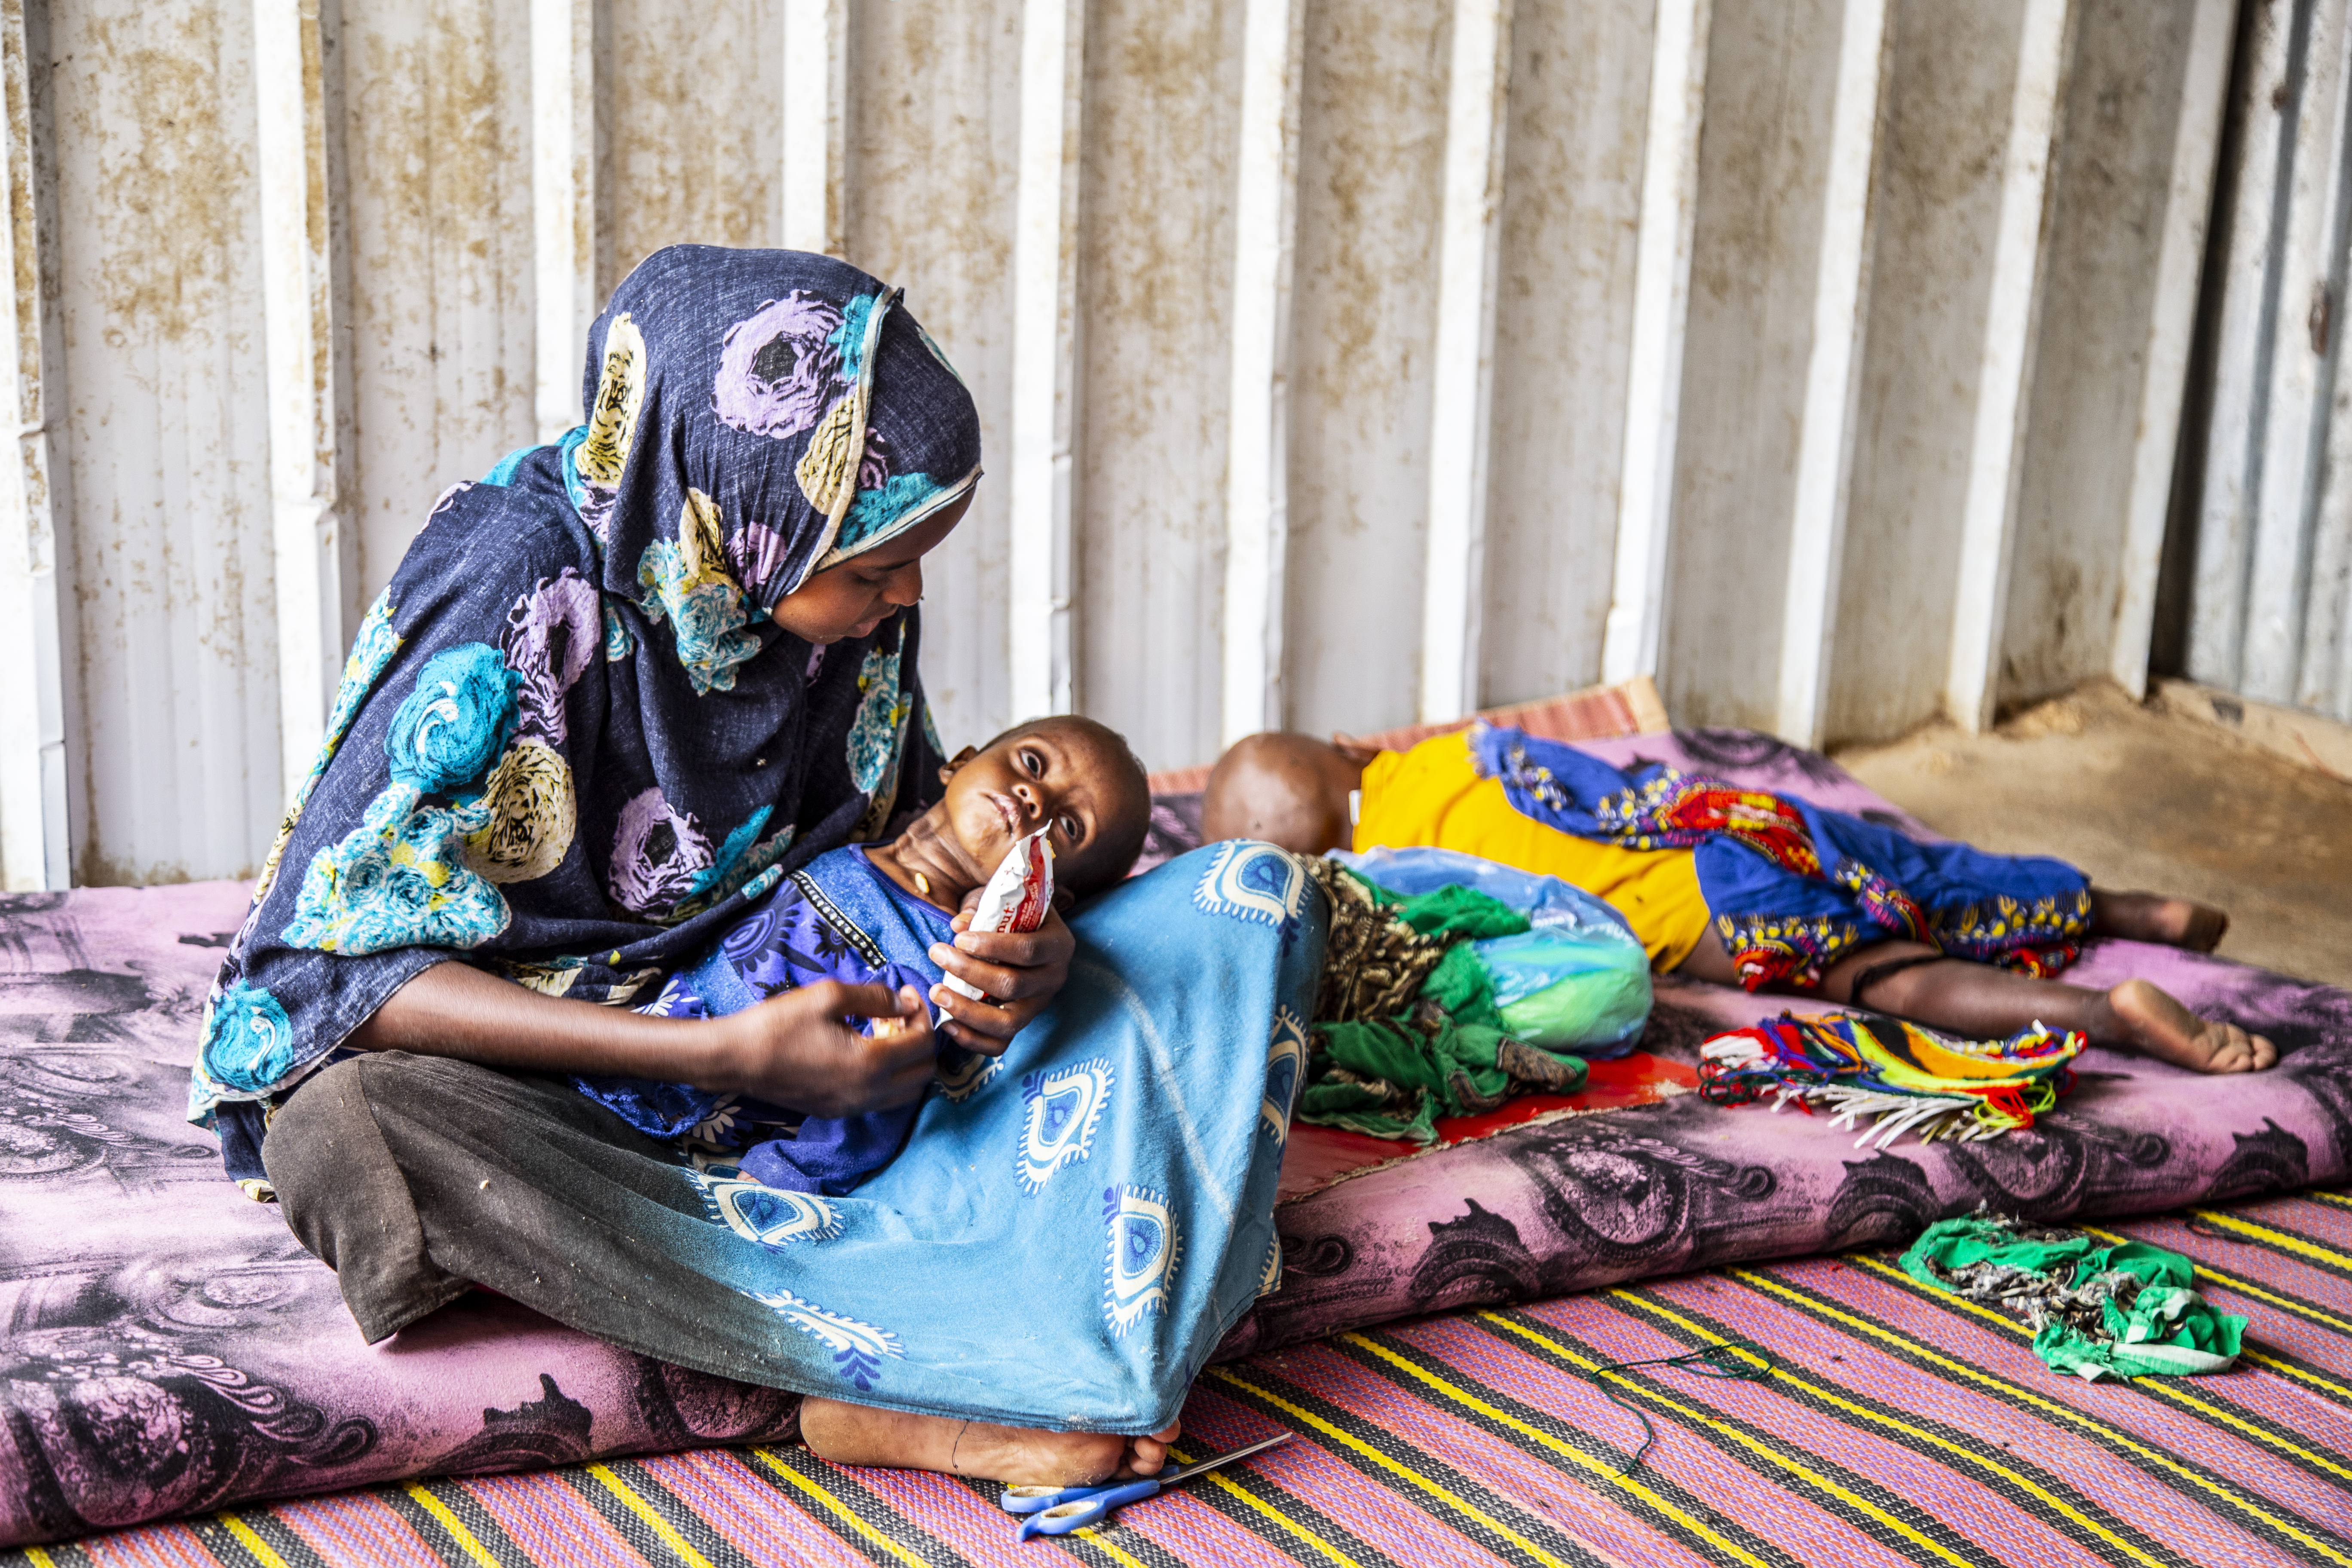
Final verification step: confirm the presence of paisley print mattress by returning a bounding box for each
[0,729,2343,1547]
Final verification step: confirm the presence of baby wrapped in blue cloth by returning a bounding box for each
[574,714,1153,1194]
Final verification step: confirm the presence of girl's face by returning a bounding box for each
[769,490,974,644]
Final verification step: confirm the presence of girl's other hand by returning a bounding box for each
[710,981,934,1116]
[925,908,1075,1053]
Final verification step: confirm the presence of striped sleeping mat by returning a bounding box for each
[15,1189,2346,1568]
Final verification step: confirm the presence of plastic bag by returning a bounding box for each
[1338,846,1652,1056]
[1482,929,1654,1051]
[939,828,1053,1001]
[1340,846,1634,935]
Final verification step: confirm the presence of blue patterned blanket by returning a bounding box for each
[622,839,1326,1431]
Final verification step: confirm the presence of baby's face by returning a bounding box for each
[930,721,1139,892]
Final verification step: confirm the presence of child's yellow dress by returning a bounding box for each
[1351,730,1713,970]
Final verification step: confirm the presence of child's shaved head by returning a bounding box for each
[1199,732,1367,854]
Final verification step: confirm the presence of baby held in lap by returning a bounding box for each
[1201,727,2275,1075]
[574,715,1152,1191]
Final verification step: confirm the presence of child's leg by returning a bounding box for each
[1677,932,2275,1072]
[1821,941,2277,1072]
[2090,888,2229,952]
[800,1398,1179,1485]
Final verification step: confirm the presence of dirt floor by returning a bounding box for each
[1833,680,2352,988]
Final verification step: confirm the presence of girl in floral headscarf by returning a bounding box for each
[191,249,1177,1485]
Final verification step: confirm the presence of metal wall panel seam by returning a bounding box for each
[781,0,848,257]
[2111,0,2236,701]
[2300,282,2352,716]
[0,0,72,890]
[2324,398,2352,714]
[1219,0,1306,748]
[1944,0,2078,733]
[2305,29,2352,729]
[1773,0,1892,749]
[532,0,601,443]
[2243,0,2352,704]
[1007,0,1086,722]
[2297,15,2352,721]
[1599,0,1712,690]
[2291,37,2352,720]
[2291,18,2352,721]
[2189,0,2303,688]
[1418,0,1515,725]
[254,0,352,809]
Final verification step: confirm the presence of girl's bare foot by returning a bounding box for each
[2090,889,2229,952]
[2103,978,2276,1072]
[800,1396,1179,1485]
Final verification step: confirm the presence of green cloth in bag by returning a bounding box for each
[1302,869,1592,1144]
[1390,882,1530,943]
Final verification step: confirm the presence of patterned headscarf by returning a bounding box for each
[551,246,981,690]
[190,248,980,1188]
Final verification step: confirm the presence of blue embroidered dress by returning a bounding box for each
[573,845,963,1195]
[190,248,983,1190]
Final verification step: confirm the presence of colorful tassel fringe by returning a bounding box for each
[1698,1011,2083,1148]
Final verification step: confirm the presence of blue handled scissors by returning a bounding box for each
[1001,1431,1293,1539]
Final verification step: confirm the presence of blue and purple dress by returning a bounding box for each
[572,845,974,1195]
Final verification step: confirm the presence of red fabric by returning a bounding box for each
[1275,1052,1700,1201]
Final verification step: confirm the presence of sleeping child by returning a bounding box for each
[575,714,1152,1190]
[1200,724,2275,1075]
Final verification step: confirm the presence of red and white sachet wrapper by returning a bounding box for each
[939,827,1054,1001]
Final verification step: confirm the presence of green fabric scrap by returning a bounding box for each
[1422,942,1507,1031]
[1296,1069,1438,1144]
[1899,1213,2245,1381]
[1299,867,1586,1144]
[1305,1008,1588,1144]
[1307,1017,1523,1142]
[1390,883,1529,943]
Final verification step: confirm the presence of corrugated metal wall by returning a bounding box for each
[0,0,2239,889]
[2187,0,2352,723]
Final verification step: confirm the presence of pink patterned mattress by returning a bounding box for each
[2,728,2344,1547]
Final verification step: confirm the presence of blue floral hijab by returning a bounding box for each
[191,248,983,1187]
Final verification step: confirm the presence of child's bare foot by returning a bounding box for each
[951,1420,1179,1486]
[2090,889,2229,952]
[2103,978,2277,1072]
[800,1395,1179,1485]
